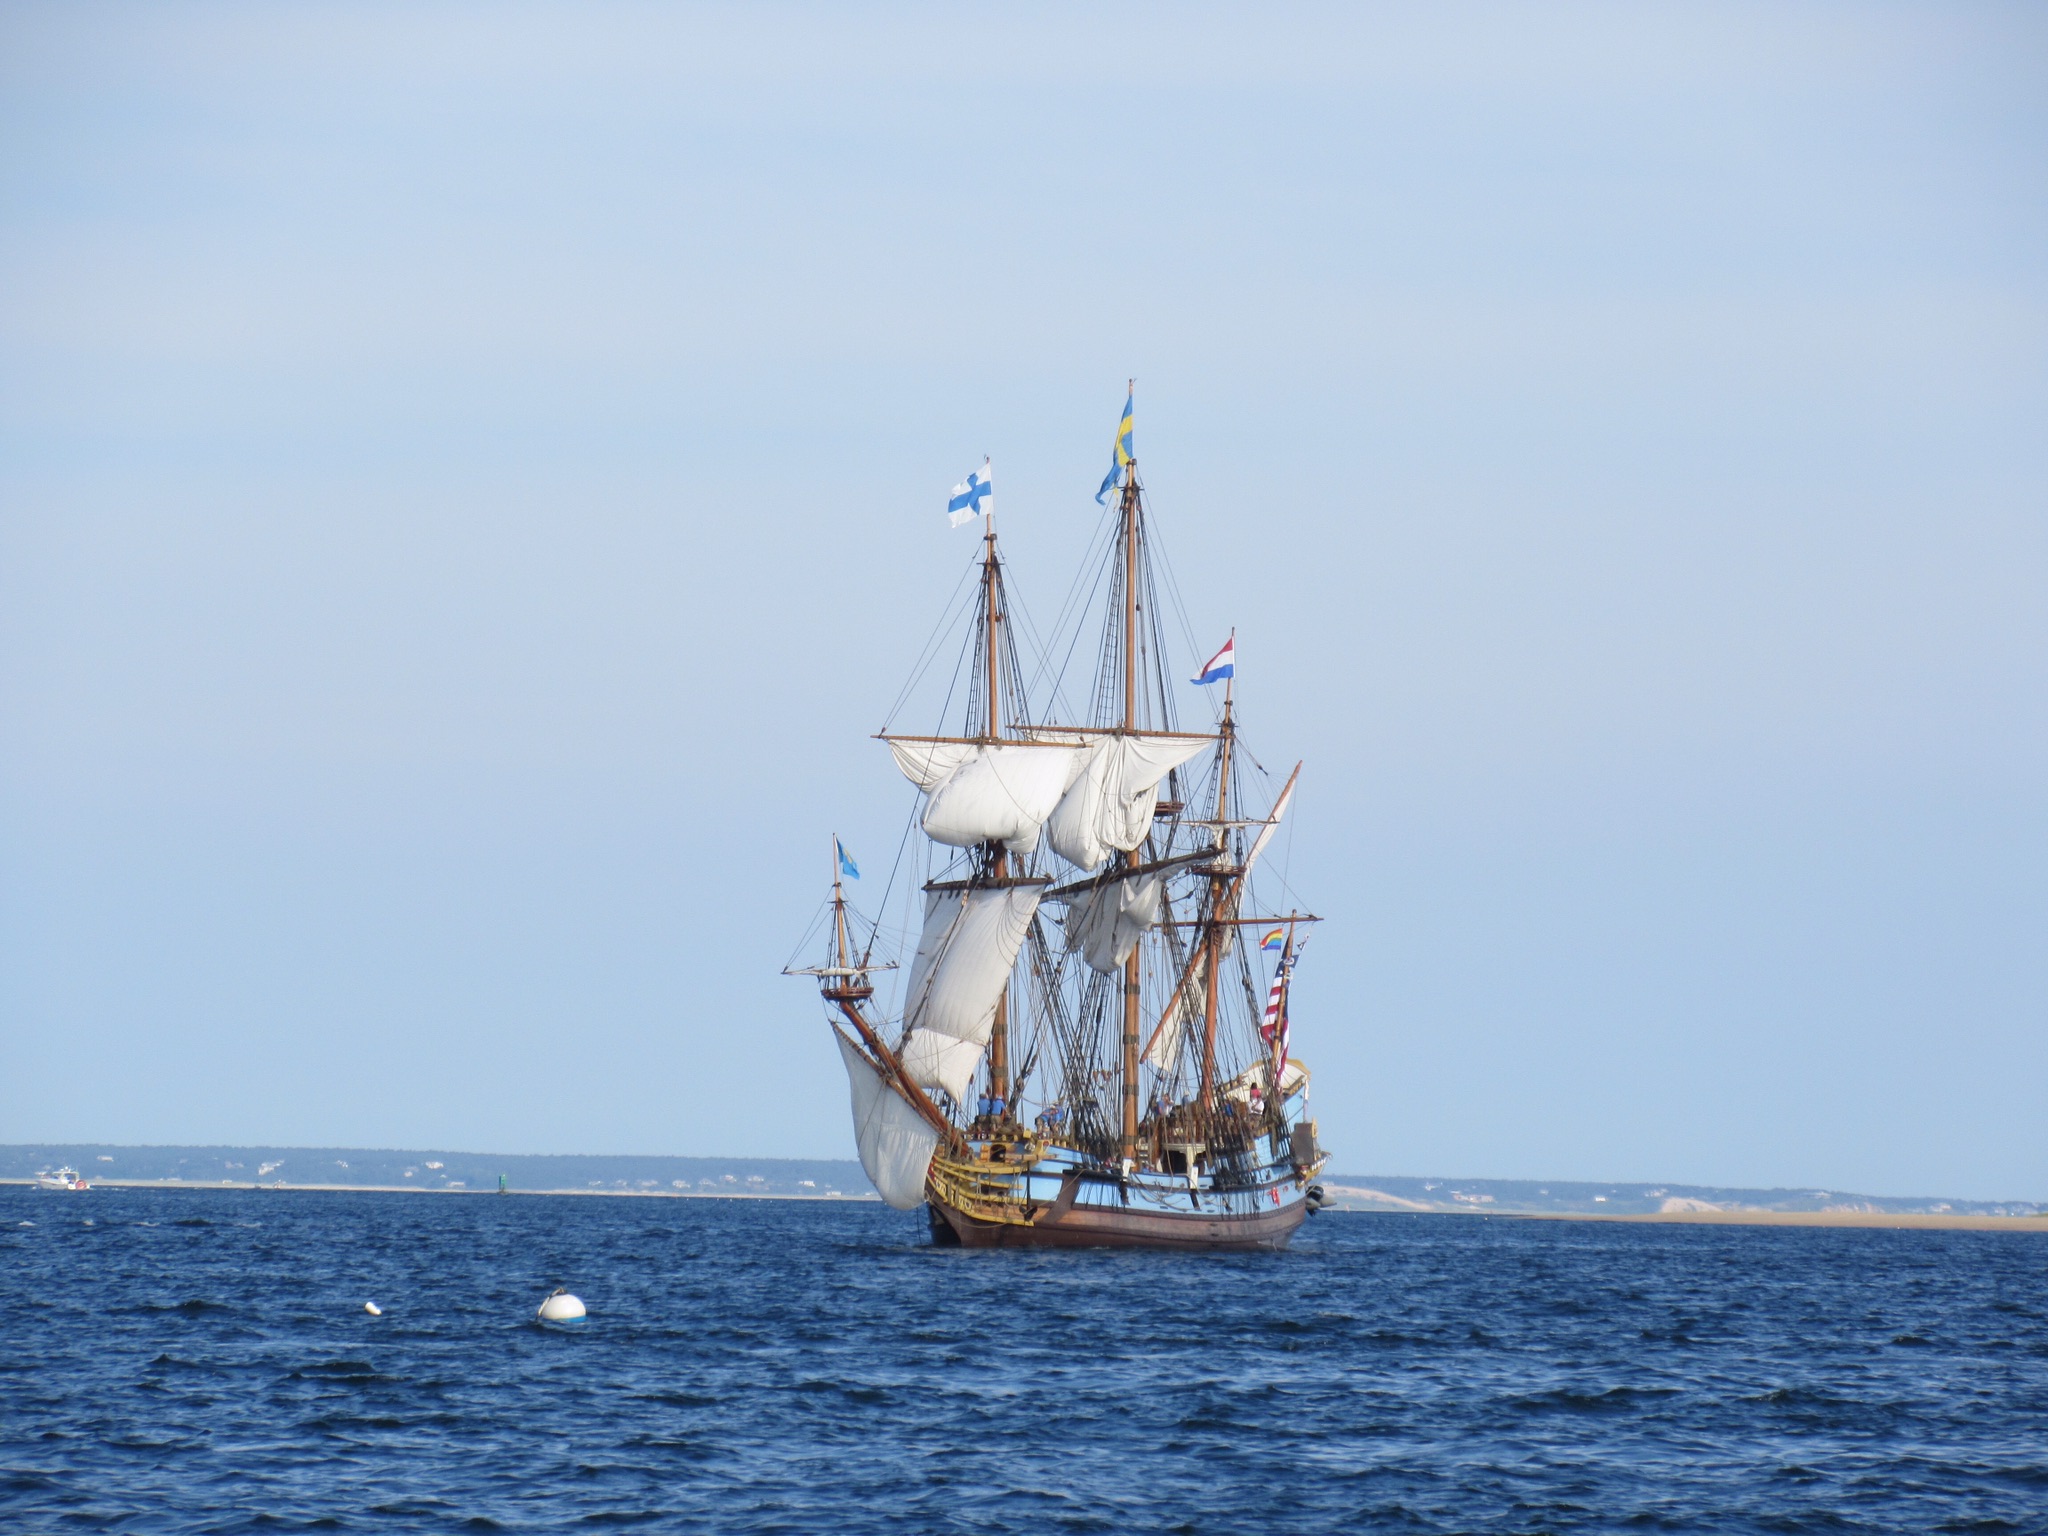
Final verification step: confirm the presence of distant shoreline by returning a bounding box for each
[0,1178,877,1202]
[1313,1178,2044,1224]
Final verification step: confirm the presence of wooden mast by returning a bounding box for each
[1199,667,1234,1107]
[983,511,1010,1119]
[1119,448,1142,1166]
[1140,760,1302,1063]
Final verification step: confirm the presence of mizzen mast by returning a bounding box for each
[1199,670,1234,1106]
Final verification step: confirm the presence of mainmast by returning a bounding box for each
[1118,462,1142,1165]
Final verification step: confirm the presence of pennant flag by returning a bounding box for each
[1094,387,1134,504]
[836,839,860,880]
[1192,634,1235,685]
[1260,927,1285,953]
[947,459,993,527]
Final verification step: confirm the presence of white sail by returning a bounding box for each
[1058,872,1163,976]
[1045,734,1208,870]
[895,1031,987,1105]
[887,740,1091,854]
[886,739,979,791]
[1220,1056,1310,1104]
[1239,769,1297,880]
[1142,955,1204,1074]
[834,1031,939,1210]
[897,885,1041,1102]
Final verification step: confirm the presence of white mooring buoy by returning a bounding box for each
[364,1301,383,1316]
[537,1287,586,1325]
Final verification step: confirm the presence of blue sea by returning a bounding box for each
[3,1189,2043,1533]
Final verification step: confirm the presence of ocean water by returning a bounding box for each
[3,1189,2043,1534]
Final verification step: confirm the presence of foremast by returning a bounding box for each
[981,513,1013,1117]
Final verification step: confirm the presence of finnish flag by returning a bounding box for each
[947,459,993,527]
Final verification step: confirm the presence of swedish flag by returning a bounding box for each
[1095,385,1134,504]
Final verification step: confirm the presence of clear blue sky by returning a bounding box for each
[2,3,2042,1198]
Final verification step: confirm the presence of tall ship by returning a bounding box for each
[790,393,1328,1249]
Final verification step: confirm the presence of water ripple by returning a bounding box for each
[1,1189,2043,1532]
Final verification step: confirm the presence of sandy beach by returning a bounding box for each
[1516,1208,2048,1233]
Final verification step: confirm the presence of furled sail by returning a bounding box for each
[1058,872,1163,976]
[896,885,1041,1102]
[834,1030,939,1210]
[887,740,1091,854]
[1044,734,1208,870]
[1219,1056,1310,1105]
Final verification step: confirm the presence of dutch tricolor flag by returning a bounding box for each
[1192,633,1235,685]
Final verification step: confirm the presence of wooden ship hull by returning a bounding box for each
[933,1202,1306,1250]
[921,1133,1317,1250]
[928,1183,1308,1251]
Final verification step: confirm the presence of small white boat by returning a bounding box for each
[36,1167,89,1191]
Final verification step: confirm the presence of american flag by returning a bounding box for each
[1260,955,1292,1068]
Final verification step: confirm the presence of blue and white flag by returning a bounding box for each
[1192,633,1235,685]
[947,459,993,527]
[836,839,860,880]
